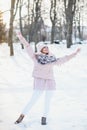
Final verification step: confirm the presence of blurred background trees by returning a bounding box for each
[1,0,87,55]
[0,11,7,43]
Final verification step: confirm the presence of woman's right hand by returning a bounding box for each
[16,30,21,36]
[75,48,81,55]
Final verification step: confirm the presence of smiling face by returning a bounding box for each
[41,46,49,54]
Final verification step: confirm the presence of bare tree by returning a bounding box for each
[8,0,19,56]
[28,0,43,44]
[19,0,24,49]
[19,0,23,34]
[0,11,7,43]
[77,0,84,41]
[33,0,42,44]
[27,0,30,42]
[64,0,76,48]
[50,0,57,44]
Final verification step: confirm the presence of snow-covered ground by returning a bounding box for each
[0,42,87,130]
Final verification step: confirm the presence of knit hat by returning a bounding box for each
[36,42,48,53]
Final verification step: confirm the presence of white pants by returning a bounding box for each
[22,90,54,117]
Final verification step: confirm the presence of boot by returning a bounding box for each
[15,114,24,124]
[41,117,46,125]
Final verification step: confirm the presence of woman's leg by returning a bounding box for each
[22,90,43,115]
[15,90,43,124]
[41,90,54,125]
[43,91,54,117]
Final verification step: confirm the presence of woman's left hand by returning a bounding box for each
[75,48,81,54]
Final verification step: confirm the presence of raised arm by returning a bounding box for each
[55,48,81,65]
[16,31,35,59]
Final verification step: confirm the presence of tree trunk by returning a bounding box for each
[64,0,76,48]
[27,0,30,42]
[66,18,73,48]
[33,0,42,51]
[51,23,55,43]
[8,0,19,56]
[78,10,83,40]
[19,0,24,49]
[8,0,15,56]
[50,0,57,44]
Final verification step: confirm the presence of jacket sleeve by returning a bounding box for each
[55,52,77,66]
[17,32,35,60]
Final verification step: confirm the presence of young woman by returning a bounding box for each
[15,32,80,125]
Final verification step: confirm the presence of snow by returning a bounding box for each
[0,42,87,130]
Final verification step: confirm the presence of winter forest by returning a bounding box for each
[0,0,87,55]
[0,0,87,130]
